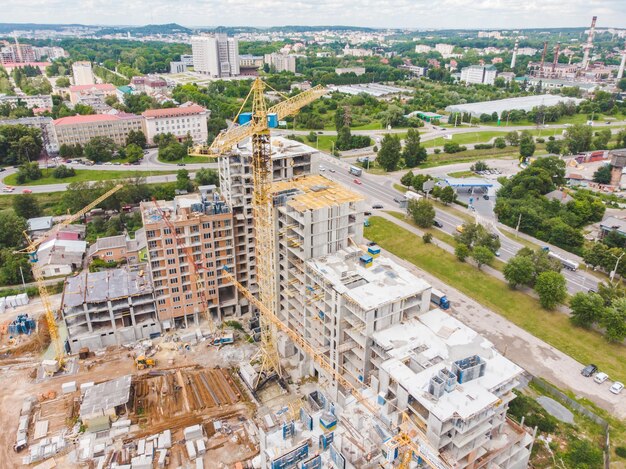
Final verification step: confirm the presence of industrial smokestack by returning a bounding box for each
[511,40,519,69]
[618,42,626,81]
[551,42,561,76]
[581,16,597,70]
[539,41,548,77]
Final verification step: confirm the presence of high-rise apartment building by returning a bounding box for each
[72,61,95,86]
[191,34,240,77]
[141,190,238,328]
[0,43,35,64]
[218,138,318,308]
[460,65,497,85]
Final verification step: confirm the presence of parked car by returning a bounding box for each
[610,382,624,394]
[319,165,326,172]
[483,194,490,200]
[329,168,336,173]
[177,163,186,166]
[372,204,384,209]
[364,211,372,216]
[495,251,501,257]
[353,178,362,185]
[433,220,443,228]
[594,372,609,384]
[581,364,598,377]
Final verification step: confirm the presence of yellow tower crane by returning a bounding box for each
[17,184,124,373]
[189,78,327,389]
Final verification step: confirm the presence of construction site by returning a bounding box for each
[0,78,537,469]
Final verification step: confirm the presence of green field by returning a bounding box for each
[423,130,508,148]
[157,154,214,164]
[3,169,177,187]
[446,170,475,178]
[365,216,626,382]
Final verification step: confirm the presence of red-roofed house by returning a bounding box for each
[142,102,209,145]
[53,112,144,146]
[69,83,117,104]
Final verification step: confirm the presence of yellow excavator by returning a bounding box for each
[135,355,156,370]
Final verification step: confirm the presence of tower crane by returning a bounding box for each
[189,78,327,389]
[150,198,217,337]
[221,267,449,469]
[17,184,124,372]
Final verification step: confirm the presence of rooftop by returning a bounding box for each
[69,83,116,92]
[79,375,132,418]
[142,103,206,118]
[307,246,430,310]
[545,189,574,204]
[141,192,230,224]
[53,112,140,126]
[62,266,153,309]
[272,174,363,212]
[374,309,523,422]
[445,94,583,117]
[38,238,87,267]
[600,216,626,234]
[27,216,53,232]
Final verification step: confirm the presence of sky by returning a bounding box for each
[3,0,626,30]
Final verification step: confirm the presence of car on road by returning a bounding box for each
[483,194,490,200]
[594,372,609,384]
[104,162,113,165]
[22,189,32,194]
[433,220,443,228]
[372,204,384,209]
[364,211,372,216]
[456,225,464,233]
[329,168,335,173]
[2,186,15,192]
[177,163,186,166]
[495,251,501,257]
[0,167,5,172]
[319,165,326,172]
[353,178,362,185]
[581,364,598,377]
[610,382,624,394]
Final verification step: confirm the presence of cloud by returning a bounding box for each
[2,0,625,28]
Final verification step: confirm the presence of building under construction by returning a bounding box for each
[61,265,160,353]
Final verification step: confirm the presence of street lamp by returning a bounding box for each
[610,252,625,285]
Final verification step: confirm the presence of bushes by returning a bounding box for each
[443,142,467,154]
[52,165,76,179]
[473,143,493,150]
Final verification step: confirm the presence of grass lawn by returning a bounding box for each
[447,170,475,178]
[420,147,519,169]
[3,169,177,187]
[386,210,457,246]
[364,216,626,382]
[423,130,508,148]
[393,183,408,194]
[157,154,214,164]
[0,190,64,213]
[352,122,384,130]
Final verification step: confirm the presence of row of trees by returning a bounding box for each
[400,171,456,205]
[454,223,501,269]
[0,124,43,166]
[570,285,626,343]
[377,129,428,171]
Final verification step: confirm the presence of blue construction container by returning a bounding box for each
[239,112,253,125]
[267,113,279,128]
[359,254,373,268]
[319,412,337,431]
[367,246,381,258]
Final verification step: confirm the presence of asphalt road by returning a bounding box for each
[316,153,598,294]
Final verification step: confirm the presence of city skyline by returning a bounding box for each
[2,0,626,30]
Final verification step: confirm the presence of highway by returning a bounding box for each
[316,152,598,295]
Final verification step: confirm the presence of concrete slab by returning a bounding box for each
[536,396,574,424]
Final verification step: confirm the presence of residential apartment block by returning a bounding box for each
[0,116,59,153]
[0,43,36,64]
[142,102,209,145]
[140,190,237,328]
[460,65,497,85]
[72,61,95,86]
[264,53,296,73]
[191,34,240,77]
[61,266,160,353]
[0,93,53,109]
[69,83,116,104]
[53,113,144,147]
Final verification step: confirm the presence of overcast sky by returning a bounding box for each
[3,0,626,29]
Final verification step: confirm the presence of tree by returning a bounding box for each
[16,161,42,183]
[52,164,76,178]
[376,134,401,172]
[603,298,626,343]
[84,136,116,162]
[126,130,147,149]
[593,164,612,184]
[455,223,500,253]
[407,198,435,228]
[402,128,427,167]
[0,212,28,249]
[569,292,605,328]
[545,140,562,155]
[439,186,456,205]
[55,77,70,88]
[470,161,489,172]
[472,246,494,269]
[159,142,185,161]
[535,271,567,309]
[0,249,33,286]
[12,194,42,219]
[519,131,535,159]
[563,123,593,155]
[455,243,470,262]
[15,135,41,163]
[505,131,520,146]
[503,256,535,288]
[494,137,506,149]
[176,169,193,192]
[400,170,414,187]
[125,143,143,164]
[195,167,219,186]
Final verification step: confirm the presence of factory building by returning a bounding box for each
[140,189,238,329]
[61,266,160,354]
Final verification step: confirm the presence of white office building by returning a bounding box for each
[264,53,296,73]
[191,34,240,77]
[460,65,497,85]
